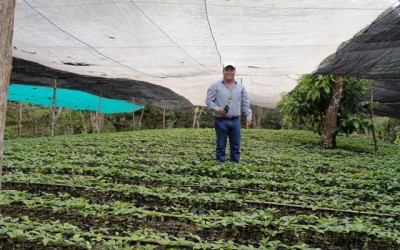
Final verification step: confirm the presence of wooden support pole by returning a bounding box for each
[0,0,17,191]
[163,108,166,129]
[50,79,57,136]
[132,97,136,130]
[17,102,22,137]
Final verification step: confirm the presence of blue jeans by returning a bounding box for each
[214,117,241,163]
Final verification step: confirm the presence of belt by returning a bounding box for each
[216,116,239,120]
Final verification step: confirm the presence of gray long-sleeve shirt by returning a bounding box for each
[205,79,253,120]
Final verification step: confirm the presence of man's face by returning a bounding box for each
[223,67,235,82]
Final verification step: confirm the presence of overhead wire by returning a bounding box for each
[21,0,153,77]
[36,0,395,11]
[203,0,222,67]
[129,0,220,75]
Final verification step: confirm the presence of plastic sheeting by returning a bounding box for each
[317,5,400,118]
[12,0,398,110]
[8,84,143,114]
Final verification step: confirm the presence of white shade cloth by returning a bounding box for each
[13,0,398,108]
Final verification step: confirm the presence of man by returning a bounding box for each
[205,61,252,163]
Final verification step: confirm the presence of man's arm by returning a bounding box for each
[241,87,253,125]
[206,83,228,117]
[205,84,220,112]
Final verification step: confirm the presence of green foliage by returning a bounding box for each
[5,102,284,139]
[277,74,334,131]
[395,136,400,145]
[379,118,400,143]
[252,106,282,129]
[277,74,372,136]
[2,129,400,250]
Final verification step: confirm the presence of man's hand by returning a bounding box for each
[245,119,252,127]
[218,107,227,117]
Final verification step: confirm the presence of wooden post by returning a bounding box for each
[50,79,57,136]
[17,102,22,137]
[162,108,166,129]
[50,79,62,136]
[132,97,136,130]
[0,0,17,191]
[97,88,101,133]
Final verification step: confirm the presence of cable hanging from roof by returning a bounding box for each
[203,0,222,67]
[129,0,220,75]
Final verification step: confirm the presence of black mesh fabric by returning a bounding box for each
[317,6,400,118]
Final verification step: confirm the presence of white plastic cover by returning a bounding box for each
[12,0,397,108]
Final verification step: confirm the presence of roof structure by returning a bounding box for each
[11,0,399,114]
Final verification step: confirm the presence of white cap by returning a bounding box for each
[223,61,236,69]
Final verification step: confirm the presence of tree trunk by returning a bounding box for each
[321,76,343,148]
[0,0,16,191]
[162,108,166,129]
[91,112,104,133]
[369,83,378,151]
[68,110,74,135]
[90,112,98,133]
[98,113,105,132]
[256,107,262,128]
[192,108,197,128]
[250,105,263,129]
[79,111,88,134]
[138,107,145,130]
[112,115,122,132]
[97,111,101,133]
[51,108,62,136]
[196,106,205,128]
